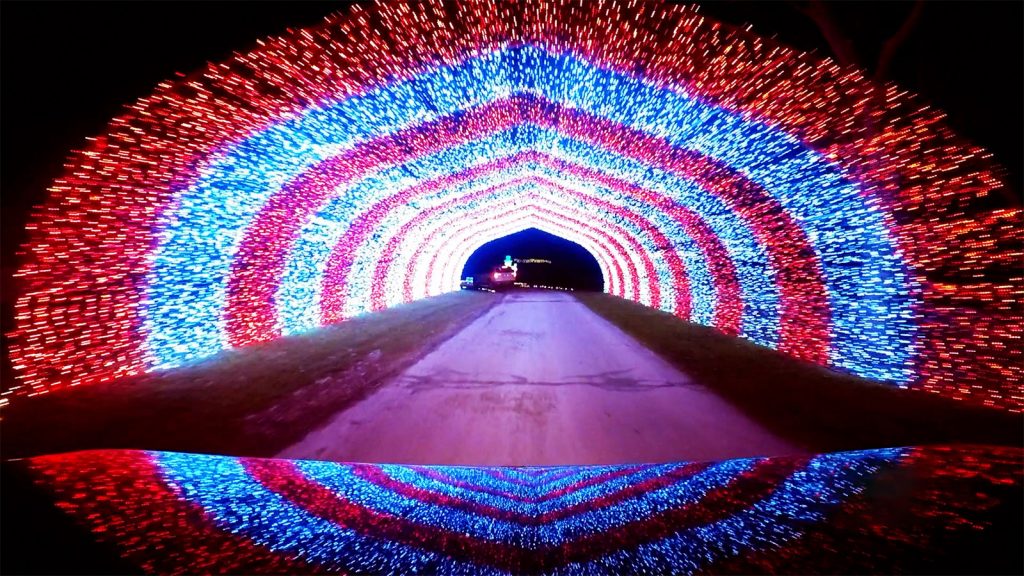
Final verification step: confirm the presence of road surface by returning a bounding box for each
[280,291,803,465]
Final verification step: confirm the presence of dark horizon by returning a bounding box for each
[461,227,606,291]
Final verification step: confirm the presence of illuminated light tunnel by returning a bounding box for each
[5,0,1022,411]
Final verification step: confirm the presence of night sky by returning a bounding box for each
[2,1,1021,304]
[461,228,606,291]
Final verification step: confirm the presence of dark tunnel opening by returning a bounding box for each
[460,228,605,291]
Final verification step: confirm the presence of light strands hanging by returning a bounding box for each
[5,0,1020,412]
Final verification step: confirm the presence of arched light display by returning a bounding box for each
[7,0,1021,411]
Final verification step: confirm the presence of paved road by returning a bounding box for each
[280,291,802,465]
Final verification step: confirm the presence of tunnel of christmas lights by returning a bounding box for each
[7,0,1022,411]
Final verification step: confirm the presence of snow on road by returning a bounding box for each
[279,291,802,465]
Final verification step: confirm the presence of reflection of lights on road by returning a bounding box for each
[13,445,1022,573]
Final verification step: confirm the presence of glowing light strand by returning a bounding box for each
[6,0,1020,412]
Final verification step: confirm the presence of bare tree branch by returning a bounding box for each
[875,0,926,81]
[800,0,862,68]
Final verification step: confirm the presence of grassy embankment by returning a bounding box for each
[574,292,1023,452]
[2,291,498,459]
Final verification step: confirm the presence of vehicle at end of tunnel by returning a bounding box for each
[462,265,517,291]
